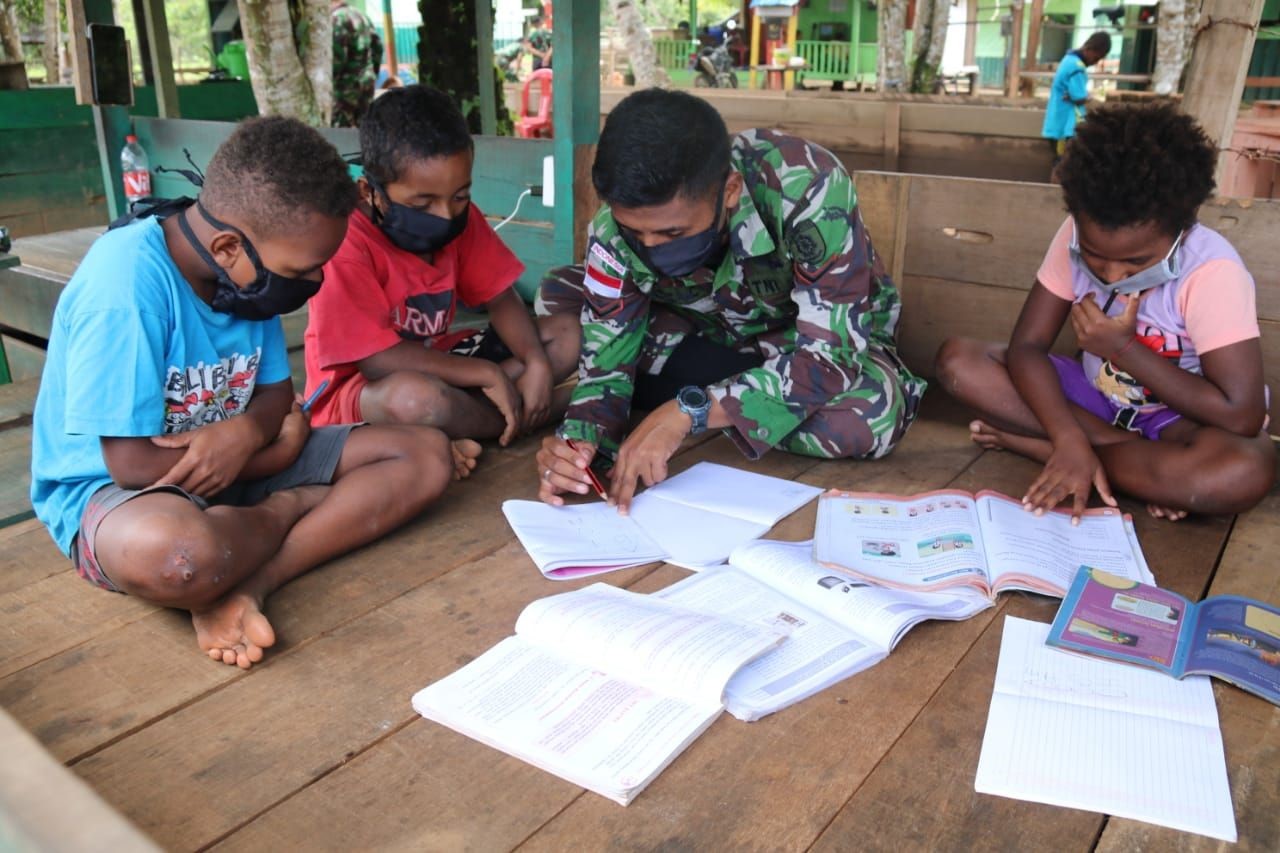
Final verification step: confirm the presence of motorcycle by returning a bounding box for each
[692,41,738,89]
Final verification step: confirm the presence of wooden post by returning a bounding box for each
[551,0,600,264]
[784,10,799,90]
[964,0,977,66]
[68,0,130,220]
[882,101,901,171]
[1182,0,1266,185]
[851,0,861,82]
[474,0,496,136]
[382,0,398,77]
[1004,0,1025,99]
[749,12,761,89]
[1020,0,1044,96]
[139,0,178,118]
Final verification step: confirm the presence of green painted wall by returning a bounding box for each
[0,83,258,238]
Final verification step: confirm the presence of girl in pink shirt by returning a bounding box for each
[936,102,1274,521]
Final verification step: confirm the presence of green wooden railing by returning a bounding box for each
[794,41,877,83]
[652,39,699,72]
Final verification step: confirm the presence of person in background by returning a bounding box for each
[1041,31,1111,174]
[331,0,383,127]
[525,13,553,71]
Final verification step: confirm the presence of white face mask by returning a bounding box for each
[1069,223,1185,299]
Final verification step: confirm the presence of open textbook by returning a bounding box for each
[1048,567,1280,705]
[411,583,784,805]
[655,539,993,720]
[814,489,1153,598]
[502,462,822,578]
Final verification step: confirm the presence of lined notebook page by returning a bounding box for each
[975,617,1236,842]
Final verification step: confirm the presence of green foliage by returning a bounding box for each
[111,0,213,81]
[601,0,739,30]
[416,0,513,135]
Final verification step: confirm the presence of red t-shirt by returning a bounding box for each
[303,204,524,425]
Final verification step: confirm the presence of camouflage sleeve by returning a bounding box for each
[332,11,356,68]
[709,167,876,459]
[559,214,652,455]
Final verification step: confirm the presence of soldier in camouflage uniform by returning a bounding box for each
[331,1,383,127]
[536,89,926,510]
[525,15,553,70]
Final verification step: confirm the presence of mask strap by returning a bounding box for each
[364,174,389,226]
[195,200,265,271]
[175,205,230,278]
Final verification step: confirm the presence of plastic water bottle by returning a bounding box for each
[121,135,151,207]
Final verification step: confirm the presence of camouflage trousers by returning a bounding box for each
[537,265,925,461]
[331,87,374,128]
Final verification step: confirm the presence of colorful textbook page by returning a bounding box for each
[1048,567,1280,705]
[813,489,1152,598]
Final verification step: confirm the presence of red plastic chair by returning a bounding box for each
[515,69,553,139]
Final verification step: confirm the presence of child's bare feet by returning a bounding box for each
[193,592,276,669]
[451,439,482,480]
[969,420,1053,461]
[1147,504,1188,522]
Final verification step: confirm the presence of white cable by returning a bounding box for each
[493,188,532,231]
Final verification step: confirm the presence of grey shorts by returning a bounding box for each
[71,424,358,593]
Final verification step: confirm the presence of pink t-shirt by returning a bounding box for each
[1036,217,1259,411]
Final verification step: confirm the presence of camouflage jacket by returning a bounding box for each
[332,3,382,122]
[526,27,553,55]
[560,129,921,458]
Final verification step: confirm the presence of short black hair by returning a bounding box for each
[592,88,731,208]
[1082,32,1112,55]
[1058,101,1216,236]
[360,84,473,185]
[202,116,356,237]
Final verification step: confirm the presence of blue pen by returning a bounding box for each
[301,379,329,413]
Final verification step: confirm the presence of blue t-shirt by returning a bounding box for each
[30,216,291,555]
[1042,51,1090,141]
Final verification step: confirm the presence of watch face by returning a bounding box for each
[680,386,709,409]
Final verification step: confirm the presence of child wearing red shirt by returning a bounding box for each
[304,86,579,447]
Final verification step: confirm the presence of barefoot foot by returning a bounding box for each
[1147,504,1188,522]
[192,592,276,670]
[451,439,482,480]
[969,420,1054,463]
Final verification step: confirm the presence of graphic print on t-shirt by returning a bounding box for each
[164,350,260,432]
[392,289,455,341]
[1093,324,1187,409]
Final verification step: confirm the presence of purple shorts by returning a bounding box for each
[1049,354,1181,441]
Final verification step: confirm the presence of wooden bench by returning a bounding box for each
[1,171,1278,849]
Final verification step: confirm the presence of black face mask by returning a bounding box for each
[621,184,728,279]
[366,175,469,255]
[177,202,322,321]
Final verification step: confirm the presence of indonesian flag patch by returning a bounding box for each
[583,240,627,299]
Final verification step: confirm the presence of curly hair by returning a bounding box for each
[202,116,357,237]
[359,85,473,186]
[1057,101,1216,236]
[592,88,730,208]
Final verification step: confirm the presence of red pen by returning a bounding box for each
[565,438,608,499]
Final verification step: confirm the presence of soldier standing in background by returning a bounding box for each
[534,89,925,511]
[331,0,383,127]
[525,13,553,71]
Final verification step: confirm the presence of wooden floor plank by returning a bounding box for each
[0,424,33,523]
[0,377,39,426]
[810,452,1235,852]
[1096,483,1280,852]
[0,520,65,595]
[70,434,791,848]
[0,441,549,763]
[215,416,979,851]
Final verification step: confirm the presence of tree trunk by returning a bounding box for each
[42,0,59,84]
[236,0,329,125]
[1152,0,1190,95]
[611,0,670,88]
[877,0,908,93]
[0,1,24,63]
[910,0,950,93]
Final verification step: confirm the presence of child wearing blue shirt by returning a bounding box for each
[1042,32,1110,169]
[31,117,462,670]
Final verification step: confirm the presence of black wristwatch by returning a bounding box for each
[676,385,711,435]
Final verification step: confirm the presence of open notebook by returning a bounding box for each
[502,462,823,578]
